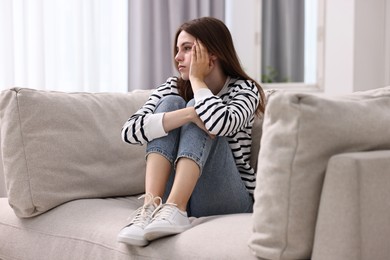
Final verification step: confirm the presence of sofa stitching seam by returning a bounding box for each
[15,90,36,214]
[280,96,302,258]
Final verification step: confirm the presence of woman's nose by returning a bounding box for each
[175,52,182,62]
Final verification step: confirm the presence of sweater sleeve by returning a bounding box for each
[122,112,166,145]
[121,77,178,145]
[193,79,260,136]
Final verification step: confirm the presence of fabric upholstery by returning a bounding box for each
[0,87,267,218]
[0,151,5,197]
[249,86,390,259]
[312,151,390,260]
[0,197,258,260]
[0,88,152,218]
[249,89,277,172]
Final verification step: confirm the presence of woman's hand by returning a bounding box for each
[189,40,214,90]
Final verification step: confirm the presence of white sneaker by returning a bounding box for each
[117,194,161,246]
[144,203,192,241]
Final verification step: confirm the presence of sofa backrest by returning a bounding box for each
[0,87,268,217]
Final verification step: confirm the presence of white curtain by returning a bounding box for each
[0,0,128,92]
[128,0,225,91]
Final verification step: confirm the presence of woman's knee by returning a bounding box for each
[155,95,186,113]
[186,98,195,107]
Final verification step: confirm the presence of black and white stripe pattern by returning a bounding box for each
[122,76,260,195]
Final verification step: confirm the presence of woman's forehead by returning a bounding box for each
[177,31,195,45]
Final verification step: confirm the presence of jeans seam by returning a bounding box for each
[146,148,175,165]
[175,130,210,174]
[174,154,202,173]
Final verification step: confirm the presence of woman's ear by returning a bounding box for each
[209,53,218,61]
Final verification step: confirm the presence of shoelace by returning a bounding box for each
[128,194,162,227]
[151,202,178,221]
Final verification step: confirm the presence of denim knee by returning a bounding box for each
[155,95,186,113]
[186,99,195,107]
[146,95,186,165]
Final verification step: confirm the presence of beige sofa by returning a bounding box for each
[0,86,389,260]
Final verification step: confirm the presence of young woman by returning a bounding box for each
[117,17,265,246]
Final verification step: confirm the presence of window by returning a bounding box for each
[0,0,128,92]
[225,0,325,91]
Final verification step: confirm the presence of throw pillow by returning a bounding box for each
[249,86,390,259]
[0,88,152,218]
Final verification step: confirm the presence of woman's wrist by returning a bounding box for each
[190,78,208,92]
[186,106,198,123]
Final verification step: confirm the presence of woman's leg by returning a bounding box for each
[117,95,186,246]
[170,121,253,217]
[161,99,252,216]
[145,95,186,198]
[161,98,212,211]
[187,136,253,217]
[165,157,200,211]
[144,100,253,241]
[144,153,171,198]
[143,100,213,240]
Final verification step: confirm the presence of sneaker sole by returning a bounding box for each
[117,235,149,247]
[144,224,191,241]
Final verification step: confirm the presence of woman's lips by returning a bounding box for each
[178,65,186,71]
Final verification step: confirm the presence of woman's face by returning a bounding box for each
[175,31,196,80]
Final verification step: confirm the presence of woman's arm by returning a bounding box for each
[121,78,179,145]
[194,80,260,136]
[162,106,212,137]
[162,107,195,132]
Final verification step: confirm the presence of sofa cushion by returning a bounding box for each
[0,197,258,260]
[249,89,277,172]
[249,86,390,259]
[0,88,152,218]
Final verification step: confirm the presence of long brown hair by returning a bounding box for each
[173,17,266,115]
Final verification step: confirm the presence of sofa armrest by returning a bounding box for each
[312,150,390,260]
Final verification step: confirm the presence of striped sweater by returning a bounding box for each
[122,76,260,195]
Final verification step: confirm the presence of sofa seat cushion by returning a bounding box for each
[0,197,258,260]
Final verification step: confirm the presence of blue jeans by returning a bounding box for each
[146,95,253,217]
